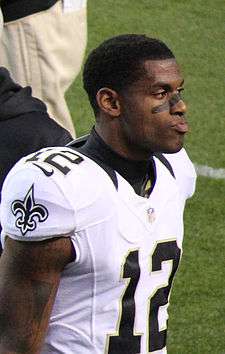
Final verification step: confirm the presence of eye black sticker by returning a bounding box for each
[11,184,49,236]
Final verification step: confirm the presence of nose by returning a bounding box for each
[169,93,187,116]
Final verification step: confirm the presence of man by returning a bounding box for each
[0,34,196,353]
[0,0,87,136]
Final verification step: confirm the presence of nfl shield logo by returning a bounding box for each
[147,207,156,223]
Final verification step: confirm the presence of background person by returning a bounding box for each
[0,67,73,194]
[0,0,88,137]
[0,34,196,353]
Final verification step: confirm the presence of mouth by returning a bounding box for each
[172,121,189,134]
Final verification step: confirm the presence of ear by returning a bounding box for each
[96,88,121,117]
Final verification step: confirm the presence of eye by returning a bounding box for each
[151,90,167,99]
[177,87,184,95]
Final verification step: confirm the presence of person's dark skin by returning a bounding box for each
[0,58,187,354]
[95,58,187,160]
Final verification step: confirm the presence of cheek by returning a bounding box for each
[147,115,172,140]
[151,101,170,114]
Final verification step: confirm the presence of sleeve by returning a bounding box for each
[0,165,76,246]
[164,148,197,199]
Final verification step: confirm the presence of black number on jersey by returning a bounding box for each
[107,250,141,354]
[26,148,83,176]
[107,240,181,353]
[148,240,181,351]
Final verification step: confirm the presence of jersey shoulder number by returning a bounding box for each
[25,147,84,177]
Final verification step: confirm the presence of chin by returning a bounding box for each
[160,142,184,154]
[166,135,185,153]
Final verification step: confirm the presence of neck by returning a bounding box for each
[77,128,156,195]
[95,123,151,161]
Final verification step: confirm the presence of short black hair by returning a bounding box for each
[83,34,175,115]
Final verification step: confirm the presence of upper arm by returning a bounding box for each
[0,236,73,354]
[0,154,77,246]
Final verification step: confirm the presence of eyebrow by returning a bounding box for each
[151,79,184,91]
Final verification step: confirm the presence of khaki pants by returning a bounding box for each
[0,1,87,137]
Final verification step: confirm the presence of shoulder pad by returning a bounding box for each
[67,135,118,190]
[24,147,84,177]
[66,134,89,148]
[154,152,175,178]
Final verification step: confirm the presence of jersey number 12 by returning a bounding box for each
[107,240,181,353]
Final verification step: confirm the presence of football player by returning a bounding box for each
[0,34,196,354]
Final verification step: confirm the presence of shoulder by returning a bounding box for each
[0,112,72,149]
[163,148,197,198]
[4,145,116,192]
[2,146,97,202]
[0,147,82,240]
[1,146,116,243]
[16,112,72,146]
[0,113,71,190]
[26,113,73,145]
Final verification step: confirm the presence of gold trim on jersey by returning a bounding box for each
[104,248,143,354]
[147,238,179,352]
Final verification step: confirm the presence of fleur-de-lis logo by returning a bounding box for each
[11,185,49,236]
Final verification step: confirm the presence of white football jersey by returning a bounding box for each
[0,146,196,354]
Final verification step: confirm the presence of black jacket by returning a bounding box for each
[0,67,72,194]
[1,0,59,22]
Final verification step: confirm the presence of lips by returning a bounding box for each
[173,121,189,133]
